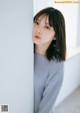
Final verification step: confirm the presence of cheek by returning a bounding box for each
[42,32,53,40]
[42,31,49,38]
[32,27,36,36]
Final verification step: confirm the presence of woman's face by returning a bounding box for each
[32,15,56,46]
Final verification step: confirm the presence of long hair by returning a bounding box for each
[34,7,66,62]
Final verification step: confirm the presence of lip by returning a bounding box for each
[34,36,41,39]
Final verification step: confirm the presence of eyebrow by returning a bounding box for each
[35,18,50,26]
[35,18,40,22]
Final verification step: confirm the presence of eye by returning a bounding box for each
[46,26,50,29]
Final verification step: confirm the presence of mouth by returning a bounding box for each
[34,36,41,39]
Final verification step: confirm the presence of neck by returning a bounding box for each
[34,43,50,56]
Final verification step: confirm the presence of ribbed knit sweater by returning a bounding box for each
[34,52,64,113]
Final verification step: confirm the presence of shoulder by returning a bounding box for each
[48,59,64,82]
[45,59,64,87]
[49,59,64,73]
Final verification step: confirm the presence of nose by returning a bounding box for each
[37,27,42,34]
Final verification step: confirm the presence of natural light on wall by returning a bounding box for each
[34,0,80,59]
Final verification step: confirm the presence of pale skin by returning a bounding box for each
[32,15,56,56]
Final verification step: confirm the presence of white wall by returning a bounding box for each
[0,0,33,113]
[77,6,80,85]
[77,6,80,46]
[34,0,50,15]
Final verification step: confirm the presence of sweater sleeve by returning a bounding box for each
[37,62,64,113]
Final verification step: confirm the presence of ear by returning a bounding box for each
[53,32,56,40]
[53,37,56,40]
[53,35,56,40]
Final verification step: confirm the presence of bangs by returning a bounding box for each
[34,10,55,27]
[34,13,47,22]
[48,15,54,27]
[34,13,53,27]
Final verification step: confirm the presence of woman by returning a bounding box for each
[32,7,66,113]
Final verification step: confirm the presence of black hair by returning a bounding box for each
[34,7,66,62]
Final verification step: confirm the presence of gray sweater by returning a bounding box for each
[34,52,64,113]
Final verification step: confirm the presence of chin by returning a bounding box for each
[34,42,41,45]
[33,40,41,45]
